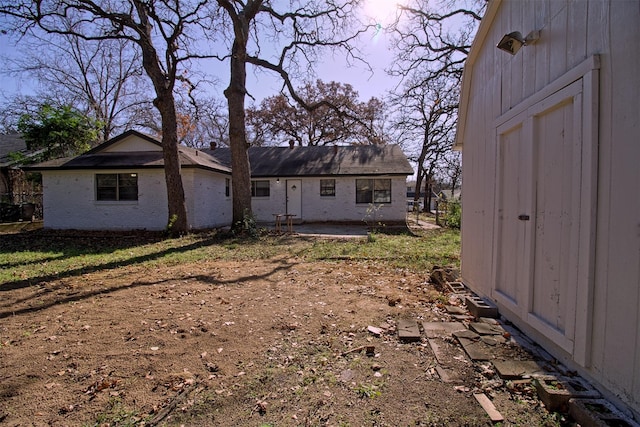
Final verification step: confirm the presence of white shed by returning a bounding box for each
[455,0,640,419]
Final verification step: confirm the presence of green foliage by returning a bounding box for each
[17,104,100,161]
[445,199,461,229]
[6,151,29,165]
[87,397,147,426]
[233,209,258,237]
[354,383,382,399]
[165,214,179,237]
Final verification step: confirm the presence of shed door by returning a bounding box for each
[494,79,594,357]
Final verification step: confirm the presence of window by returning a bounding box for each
[96,173,138,201]
[320,179,335,197]
[251,180,270,197]
[356,179,391,204]
[225,178,230,197]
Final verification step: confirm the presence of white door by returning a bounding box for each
[494,79,595,358]
[286,179,302,220]
[494,113,532,316]
[526,81,583,353]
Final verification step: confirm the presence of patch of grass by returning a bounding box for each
[306,228,460,271]
[354,383,382,399]
[86,397,146,427]
[0,227,460,287]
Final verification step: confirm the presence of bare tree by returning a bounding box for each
[246,80,385,147]
[176,96,229,148]
[5,31,152,141]
[387,0,483,210]
[389,0,484,86]
[213,0,372,228]
[391,75,458,212]
[0,0,214,234]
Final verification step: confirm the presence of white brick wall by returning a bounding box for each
[42,171,406,230]
[251,176,407,223]
[42,169,168,230]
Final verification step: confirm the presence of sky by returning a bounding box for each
[0,0,405,108]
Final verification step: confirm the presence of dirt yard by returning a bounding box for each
[0,229,567,426]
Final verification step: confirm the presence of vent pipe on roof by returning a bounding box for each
[333,144,338,154]
[288,139,294,149]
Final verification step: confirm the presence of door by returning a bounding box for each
[494,113,532,316]
[286,179,302,220]
[526,81,583,353]
[494,79,593,356]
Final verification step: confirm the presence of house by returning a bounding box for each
[455,0,640,420]
[1,133,30,200]
[26,130,413,230]
[0,133,43,221]
[406,180,459,212]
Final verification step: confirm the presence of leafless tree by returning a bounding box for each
[0,0,215,234]
[387,0,484,209]
[391,75,458,212]
[389,0,484,86]
[213,0,373,228]
[246,80,385,147]
[177,96,229,148]
[4,31,152,142]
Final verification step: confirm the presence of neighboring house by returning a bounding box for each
[26,130,413,230]
[406,181,459,212]
[0,133,29,198]
[0,133,43,221]
[455,0,640,420]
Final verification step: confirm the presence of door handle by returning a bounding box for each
[518,214,530,221]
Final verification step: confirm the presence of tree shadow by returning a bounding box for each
[0,231,218,292]
[0,256,297,319]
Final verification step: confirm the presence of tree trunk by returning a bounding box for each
[138,35,189,234]
[154,91,189,234]
[225,39,252,230]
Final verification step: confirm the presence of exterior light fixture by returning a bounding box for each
[497,30,540,55]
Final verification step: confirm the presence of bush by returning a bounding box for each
[445,200,461,229]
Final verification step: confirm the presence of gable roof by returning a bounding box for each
[85,129,162,153]
[208,145,413,177]
[25,130,232,174]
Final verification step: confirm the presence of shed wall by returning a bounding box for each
[460,0,640,417]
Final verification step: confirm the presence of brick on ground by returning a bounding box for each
[422,321,466,339]
[397,319,421,342]
[492,360,547,379]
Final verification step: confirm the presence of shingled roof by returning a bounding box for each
[207,145,413,177]
[26,144,231,174]
[25,128,412,178]
[0,133,27,167]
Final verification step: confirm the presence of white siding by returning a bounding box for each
[459,0,640,418]
[102,135,161,152]
[251,176,408,224]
